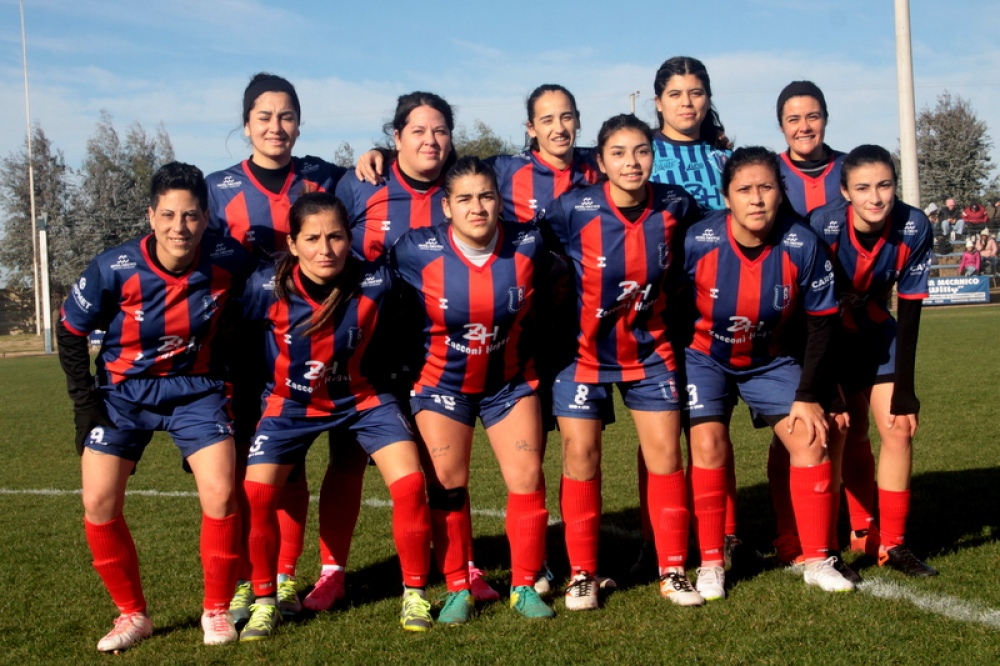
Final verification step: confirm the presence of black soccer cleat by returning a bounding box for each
[879,546,939,577]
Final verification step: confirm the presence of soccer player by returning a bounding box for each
[239,192,433,639]
[58,162,251,651]
[683,146,854,601]
[206,73,347,621]
[808,144,938,577]
[391,156,555,623]
[544,114,704,609]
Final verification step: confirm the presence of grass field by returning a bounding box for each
[1,306,998,665]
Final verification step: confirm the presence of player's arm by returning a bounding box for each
[57,319,112,455]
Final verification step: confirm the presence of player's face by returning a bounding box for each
[527,90,580,166]
[724,163,783,243]
[244,91,300,169]
[655,74,709,141]
[394,105,453,181]
[289,210,351,285]
[597,128,653,202]
[780,96,826,161]
[841,162,896,231]
[442,173,500,249]
[148,189,208,273]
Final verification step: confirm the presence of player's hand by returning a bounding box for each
[355,150,385,185]
[73,393,112,456]
[787,400,829,448]
[887,412,918,438]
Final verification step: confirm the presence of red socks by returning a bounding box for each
[878,488,910,549]
[560,476,601,574]
[637,449,653,542]
[506,490,548,586]
[789,462,833,561]
[245,480,281,598]
[842,437,877,533]
[389,472,431,589]
[84,515,145,614]
[201,512,240,611]
[724,453,738,536]
[647,470,688,569]
[317,465,365,567]
[767,443,801,562]
[276,474,309,578]
[691,466,726,565]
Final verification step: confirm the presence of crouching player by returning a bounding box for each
[57,162,252,651]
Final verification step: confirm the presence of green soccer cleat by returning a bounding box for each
[437,589,475,625]
[399,589,433,632]
[510,585,555,619]
[239,603,281,641]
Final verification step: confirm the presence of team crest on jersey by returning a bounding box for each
[201,294,221,321]
[575,197,600,212]
[347,327,364,350]
[711,150,729,173]
[783,233,803,249]
[657,243,670,269]
[417,237,444,252]
[773,284,792,310]
[660,378,679,404]
[508,286,526,313]
[110,254,136,270]
[211,242,234,258]
[217,175,242,189]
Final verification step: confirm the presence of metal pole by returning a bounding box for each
[20,0,41,335]
[629,91,640,115]
[38,213,53,353]
[895,0,920,206]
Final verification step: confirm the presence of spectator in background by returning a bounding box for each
[923,203,941,237]
[990,200,1000,231]
[975,228,998,274]
[940,198,963,239]
[961,203,989,236]
[957,238,981,276]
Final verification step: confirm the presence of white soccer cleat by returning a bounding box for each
[659,571,706,607]
[695,566,726,601]
[201,609,238,645]
[804,556,856,593]
[564,572,599,611]
[96,612,153,653]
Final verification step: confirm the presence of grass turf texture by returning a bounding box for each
[0,306,997,664]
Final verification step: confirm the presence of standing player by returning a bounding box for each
[58,162,251,651]
[391,157,555,623]
[808,145,938,577]
[545,114,705,610]
[239,192,433,639]
[683,147,854,601]
[206,73,347,621]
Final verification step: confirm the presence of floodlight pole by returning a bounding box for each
[38,213,52,353]
[629,91,640,115]
[895,0,920,206]
[20,0,41,335]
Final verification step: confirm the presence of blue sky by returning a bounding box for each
[2,0,999,201]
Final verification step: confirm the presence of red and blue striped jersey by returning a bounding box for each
[389,220,544,395]
[60,235,251,384]
[684,211,838,369]
[241,262,394,417]
[543,182,699,383]
[779,150,846,217]
[487,148,600,223]
[808,199,932,334]
[336,161,447,261]
[206,155,345,262]
[651,134,731,211]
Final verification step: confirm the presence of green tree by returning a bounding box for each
[916,92,998,208]
[332,141,356,169]
[453,120,520,159]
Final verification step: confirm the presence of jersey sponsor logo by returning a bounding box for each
[71,279,93,312]
[685,161,705,172]
[694,228,721,244]
[903,220,918,236]
[823,219,843,235]
[811,273,834,290]
[157,334,197,356]
[110,254,137,270]
[711,316,769,345]
[773,284,792,310]
[446,323,510,355]
[709,287,720,299]
[297,359,350,388]
[361,272,384,288]
[783,233,804,249]
[909,257,931,275]
[658,158,681,169]
[574,197,600,212]
[211,242,234,258]
[300,162,320,174]
[508,286,526,313]
[417,237,444,252]
[513,230,536,246]
[216,175,242,189]
[596,281,653,318]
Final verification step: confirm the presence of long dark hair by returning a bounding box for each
[274,192,360,337]
[653,56,728,150]
[525,84,580,152]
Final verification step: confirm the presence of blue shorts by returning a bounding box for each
[838,328,896,393]
[248,398,414,466]
[551,368,682,419]
[85,375,233,462]
[409,379,535,428]
[684,349,799,426]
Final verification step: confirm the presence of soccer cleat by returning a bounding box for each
[878,546,939,577]
[533,563,555,595]
[437,589,475,625]
[849,527,881,559]
[564,572,599,611]
[468,565,500,602]
[276,575,302,618]
[803,557,856,593]
[96,612,153,653]
[695,566,726,601]
[510,585,555,619]
[658,571,706,607]
[830,551,862,585]
[629,541,658,582]
[726,534,765,574]
[229,580,254,626]
[201,609,237,646]
[400,589,433,632]
[239,603,281,641]
[303,569,346,612]
[782,554,806,574]
[596,575,618,591]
